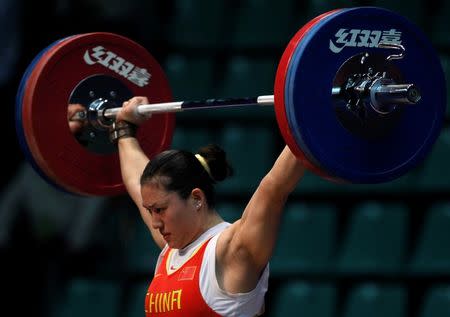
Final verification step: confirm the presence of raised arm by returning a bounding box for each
[217,145,306,293]
[114,97,166,249]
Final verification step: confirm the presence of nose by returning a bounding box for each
[151,213,163,230]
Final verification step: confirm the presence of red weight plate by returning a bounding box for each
[274,10,341,181]
[21,35,89,193]
[18,35,79,193]
[22,32,175,196]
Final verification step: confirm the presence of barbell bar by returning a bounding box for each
[79,79,420,129]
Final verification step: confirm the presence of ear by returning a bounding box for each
[191,188,204,209]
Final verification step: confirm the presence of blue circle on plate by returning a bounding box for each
[15,36,75,193]
[285,6,446,183]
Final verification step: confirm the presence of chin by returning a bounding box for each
[168,244,180,250]
[167,241,184,249]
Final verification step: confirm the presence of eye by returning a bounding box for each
[149,207,165,215]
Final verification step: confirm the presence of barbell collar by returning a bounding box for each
[373,83,421,105]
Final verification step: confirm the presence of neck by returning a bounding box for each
[196,208,223,237]
[181,209,222,250]
[204,209,223,227]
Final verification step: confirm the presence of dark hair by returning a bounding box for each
[140,144,233,208]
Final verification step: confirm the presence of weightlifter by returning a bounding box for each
[112,96,306,316]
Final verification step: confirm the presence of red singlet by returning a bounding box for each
[145,238,222,316]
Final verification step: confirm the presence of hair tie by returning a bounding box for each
[195,154,212,179]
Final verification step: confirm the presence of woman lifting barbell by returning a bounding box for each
[113,96,306,316]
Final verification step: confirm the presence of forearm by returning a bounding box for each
[265,145,306,198]
[117,137,149,203]
[240,146,305,230]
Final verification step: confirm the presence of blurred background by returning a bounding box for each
[1,0,450,316]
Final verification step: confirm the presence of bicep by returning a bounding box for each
[216,181,286,293]
[232,178,287,267]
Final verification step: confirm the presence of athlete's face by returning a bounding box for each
[141,182,199,249]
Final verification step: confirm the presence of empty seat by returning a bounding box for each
[164,54,215,100]
[212,56,277,120]
[170,127,216,153]
[271,202,337,275]
[271,281,337,317]
[420,285,450,317]
[416,127,450,192]
[410,202,450,274]
[337,201,408,274]
[218,56,276,98]
[167,0,230,48]
[51,278,121,317]
[217,123,276,194]
[430,2,450,47]
[343,284,407,317]
[230,0,297,48]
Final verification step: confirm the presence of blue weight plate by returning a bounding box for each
[15,36,75,193]
[281,9,349,181]
[285,6,446,183]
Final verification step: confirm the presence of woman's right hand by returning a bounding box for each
[116,96,151,126]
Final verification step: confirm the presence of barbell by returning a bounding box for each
[15,7,447,196]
